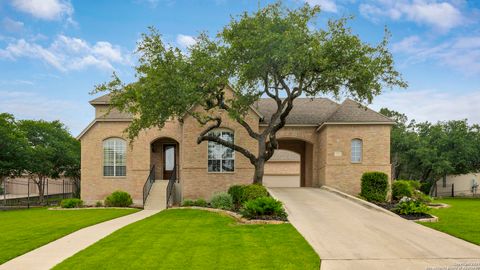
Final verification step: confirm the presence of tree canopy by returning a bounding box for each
[96,2,406,183]
[0,113,27,184]
[381,108,480,191]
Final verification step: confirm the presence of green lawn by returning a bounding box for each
[53,209,320,270]
[420,198,480,245]
[0,208,138,264]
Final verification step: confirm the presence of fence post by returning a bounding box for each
[63,179,65,199]
[46,178,49,205]
[434,182,437,197]
[3,179,6,209]
[451,183,455,197]
[27,179,30,209]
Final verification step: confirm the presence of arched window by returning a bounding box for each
[351,139,363,163]
[207,129,235,172]
[103,138,126,176]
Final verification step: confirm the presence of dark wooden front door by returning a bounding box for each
[163,144,176,180]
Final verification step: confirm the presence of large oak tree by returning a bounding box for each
[96,3,406,184]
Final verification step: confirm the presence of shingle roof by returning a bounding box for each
[324,99,394,123]
[255,98,340,125]
[89,94,393,126]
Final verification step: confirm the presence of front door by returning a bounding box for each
[163,144,176,180]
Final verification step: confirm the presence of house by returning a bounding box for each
[78,90,394,206]
[434,173,479,197]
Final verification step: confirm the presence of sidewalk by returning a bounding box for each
[0,210,160,270]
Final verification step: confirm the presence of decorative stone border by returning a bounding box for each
[428,203,450,209]
[411,215,439,223]
[48,207,137,210]
[171,206,287,224]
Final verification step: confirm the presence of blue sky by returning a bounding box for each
[1,0,479,136]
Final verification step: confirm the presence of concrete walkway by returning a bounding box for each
[269,187,480,270]
[0,209,160,270]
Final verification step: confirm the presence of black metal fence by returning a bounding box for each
[434,183,479,198]
[1,178,75,210]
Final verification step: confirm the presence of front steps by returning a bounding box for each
[144,180,168,210]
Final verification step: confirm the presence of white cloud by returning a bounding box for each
[0,35,130,72]
[10,0,73,21]
[305,0,338,13]
[2,18,24,33]
[176,34,197,49]
[359,0,464,31]
[0,90,89,135]
[371,89,480,124]
[392,35,480,75]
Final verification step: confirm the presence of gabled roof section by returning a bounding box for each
[323,98,394,124]
[89,93,112,105]
[256,98,339,125]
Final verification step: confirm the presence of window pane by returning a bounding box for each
[351,139,362,162]
[222,160,234,172]
[116,166,126,176]
[208,160,221,172]
[164,146,174,170]
[104,166,114,176]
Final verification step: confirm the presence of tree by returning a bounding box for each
[381,108,480,193]
[96,3,406,184]
[18,120,80,203]
[0,113,27,190]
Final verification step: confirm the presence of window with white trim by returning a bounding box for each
[103,138,126,176]
[351,139,362,163]
[208,129,235,172]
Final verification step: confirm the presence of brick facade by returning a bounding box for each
[80,97,392,205]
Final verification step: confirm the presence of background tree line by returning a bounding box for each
[380,108,480,193]
[0,113,80,202]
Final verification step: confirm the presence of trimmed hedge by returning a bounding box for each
[228,185,245,209]
[360,172,389,202]
[105,191,133,207]
[182,198,208,207]
[60,198,84,208]
[241,196,287,220]
[242,184,268,202]
[392,180,413,200]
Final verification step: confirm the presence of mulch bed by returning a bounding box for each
[375,202,436,221]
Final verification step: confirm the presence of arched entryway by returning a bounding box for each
[272,138,314,187]
[150,137,179,180]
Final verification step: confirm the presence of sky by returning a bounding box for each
[0,0,479,136]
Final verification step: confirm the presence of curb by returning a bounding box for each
[320,186,398,217]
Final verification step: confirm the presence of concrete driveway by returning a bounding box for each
[269,187,480,270]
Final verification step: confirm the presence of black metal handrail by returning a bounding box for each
[166,164,177,208]
[143,165,155,206]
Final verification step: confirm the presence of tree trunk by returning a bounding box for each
[35,177,45,204]
[253,158,265,185]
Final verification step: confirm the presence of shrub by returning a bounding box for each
[241,197,287,220]
[392,180,413,200]
[228,185,245,209]
[393,197,430,216]
[360,172,389,202]
[210,192,233,210]
[182,199,194,207]
[105,191,133,207]
[61,198,84,208]
[412,190,433,203]
[95,201,103,207]
[242,184,268,202]
[406,180,421,190]
[194,198,208,207]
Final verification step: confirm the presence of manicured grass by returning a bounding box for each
[54,209,320,270]
[420,198,480,245]
[0,208,139,264]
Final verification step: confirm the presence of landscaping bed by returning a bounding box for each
[181,184,288,222]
